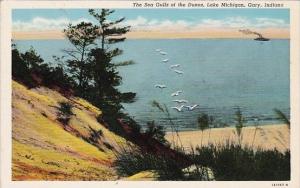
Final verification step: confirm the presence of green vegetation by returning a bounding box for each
[115,147,185,180]
[12,81,128,180]
[251,118,261,147]
[115,106,290,181]
[234,108,246,145]
[63,22,98,96]
[195,144,290,180]
[274,108,290,128]
[12,9,291,181]
[12,9,139,137]
[115,60,135,67]
[151,100,183,147]
[115,142,290,181]
[145,121,168,145]
[12,45,74,91]
[57,101,74,125]
[63,9,137,135]
[197,113,213,146]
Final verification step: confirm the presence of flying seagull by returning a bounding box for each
[155,84,167,89]
[162,59,169,63]
[170,64,180,69]
[160,51,167,55]
[174,69,184,74]
[173,99,188,104]
[184,104,199,111]
[171,90,183,97]
[171,105,185,112]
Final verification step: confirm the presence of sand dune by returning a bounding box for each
[165,124,290,153]
[12,28,289,40]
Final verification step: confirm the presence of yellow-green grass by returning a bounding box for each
[13,140,117,180]
[123,170,159,181]
[12,81,128,180]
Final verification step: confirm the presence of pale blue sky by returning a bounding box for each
[12,9,290,31]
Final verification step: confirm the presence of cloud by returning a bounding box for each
[13,17,92,31]
[124,16,288,31]
[255,18,288,28]
[13,16,289,32]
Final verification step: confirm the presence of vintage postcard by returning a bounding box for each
[0,0,299,188]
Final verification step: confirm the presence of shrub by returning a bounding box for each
[115,147,185,180]
[115,142,290,181]
[89,127,103,144]
[57,102,74,125]
[195,143,290,180]
[197,113,214,146]
[12,46,75,91]
[145,121,168,145]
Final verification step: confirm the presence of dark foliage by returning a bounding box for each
[115,147,185,180]
[12,45,74,93]
[12,47,35,87]
[57,102,74,125]
[197,113,214,146]
[195,144,290,181]
[89,127,103,143]
[62,9,138,136]
[63,22,98,96]
[115,143,290,181]
[145,121,168,145]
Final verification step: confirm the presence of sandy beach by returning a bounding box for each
[165,124,290,152]
[12,28,289,40]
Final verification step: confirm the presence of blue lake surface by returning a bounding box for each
[15,39,290,131]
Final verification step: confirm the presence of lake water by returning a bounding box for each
[15,39,290,131]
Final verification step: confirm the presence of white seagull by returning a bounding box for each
[170,64,180,69]
[171,90,183,97]
[174,69,184,74]
[162,59,169,63]
[171,105,185,112]
[184,104,199,111]
[173,99,188,104]
[156,49,161,52]
[155,84,167,89]
[160,51,167,55]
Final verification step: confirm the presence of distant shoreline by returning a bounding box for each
[12,28,290,40]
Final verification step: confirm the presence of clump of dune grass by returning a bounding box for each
[114,146,185,180]
[274,108,290,129]
[57,101,74,125]
[234,108,246,145]
[115,105,290,181]
[194,143,290,181]
[197,113,214,146]
[144,121,169,145]
[115,142,290,181]
[151,100,183,148]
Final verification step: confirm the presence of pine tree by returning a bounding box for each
[88,9,135,118]
[63,22,98,96]
[89,9,130,50]
[62,9,137,135]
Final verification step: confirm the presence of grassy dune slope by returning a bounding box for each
[12,81,128,180]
